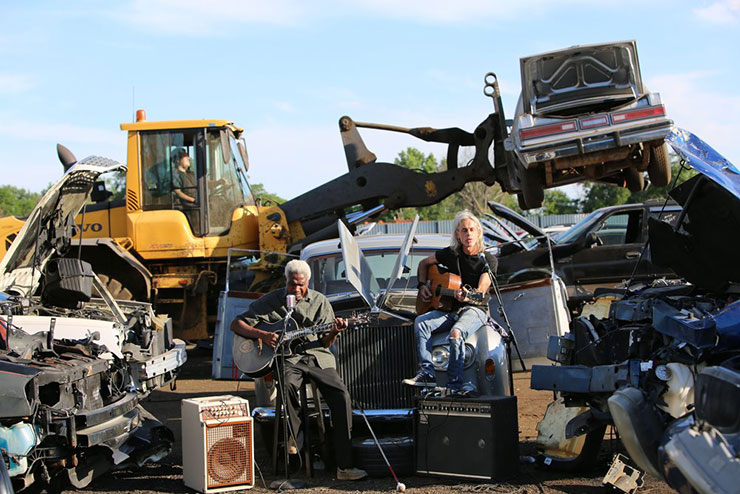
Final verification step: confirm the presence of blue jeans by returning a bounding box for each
[414,306,488,387]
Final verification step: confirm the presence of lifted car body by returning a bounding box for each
[507,41,674,208]
[0,153,186,492]
[529,128,740,491]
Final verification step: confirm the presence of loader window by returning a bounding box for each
[140,130,204,236]
[205,130,253,235]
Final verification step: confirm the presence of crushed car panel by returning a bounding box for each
[0,153,186,492]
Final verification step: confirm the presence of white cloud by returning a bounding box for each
[0,74,35,93]
[0,119,125,192]
[0,121,121,148]
[693,0,740,24]
[110,0,619,35]
[648,71,740,165]
[112,0,309,35]
[274,101,295,113]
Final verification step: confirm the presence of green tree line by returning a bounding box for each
[0,185,42,217]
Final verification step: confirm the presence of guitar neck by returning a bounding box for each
[284,321,335,341]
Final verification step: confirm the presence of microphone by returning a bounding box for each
[478,251,498,275]
[285,294,296,316]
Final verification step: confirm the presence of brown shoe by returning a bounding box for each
[336,467,368,480]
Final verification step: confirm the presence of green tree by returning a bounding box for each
[250,182,285,205]
[580,182,631,212]
[542,189,579,215]
[0,185,42,217]
[104,171,126,201]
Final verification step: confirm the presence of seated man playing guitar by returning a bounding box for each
[230,259,368,481]
[403,210,492,393]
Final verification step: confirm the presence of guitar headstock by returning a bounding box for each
[347,311,375,330]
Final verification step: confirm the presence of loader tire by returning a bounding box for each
[648,143,671,187]
[95,274,134,301]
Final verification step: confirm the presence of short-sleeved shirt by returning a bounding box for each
[434,246,488,311]
[173,170,197,205]
[238,287,337,369]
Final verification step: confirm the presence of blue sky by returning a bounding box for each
[1,0,738,200]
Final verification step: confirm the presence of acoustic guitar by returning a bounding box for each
[415,264,487,315]
[232,313,370,377]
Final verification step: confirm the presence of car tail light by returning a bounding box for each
[579,115,609,129]
[485,358,496,377]
[611,105,666,124]
[519,121,577,140]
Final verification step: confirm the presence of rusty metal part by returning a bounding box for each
[552,146,633,170]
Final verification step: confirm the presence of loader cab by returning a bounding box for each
[138,125,254,236]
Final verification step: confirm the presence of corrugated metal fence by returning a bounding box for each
[367,214,587,235]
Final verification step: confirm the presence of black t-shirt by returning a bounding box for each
[434,247,488,310]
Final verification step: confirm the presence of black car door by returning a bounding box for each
[564,208,646,290]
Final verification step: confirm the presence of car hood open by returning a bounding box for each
[487,201,547,240]
[0,155,126,296]
[649,128,740,292]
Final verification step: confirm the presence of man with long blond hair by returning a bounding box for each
[403,210,492,393]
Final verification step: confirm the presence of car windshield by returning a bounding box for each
[554,210,603,244]
[307,248,437,296]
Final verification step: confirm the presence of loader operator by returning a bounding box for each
[403,209,493,395]
[230,260,369,481]
[171,147,200,234]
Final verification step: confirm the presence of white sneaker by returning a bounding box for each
[336,467,368,480]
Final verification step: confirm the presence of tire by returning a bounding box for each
[95,274,134,300]
[352,436,414,477]
[624,167,645,192]
[648,143,671,187]
[518,167,545,210]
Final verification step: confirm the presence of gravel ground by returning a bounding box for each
[67,351,675,494]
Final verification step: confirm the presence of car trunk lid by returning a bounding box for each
[520,40,643,117]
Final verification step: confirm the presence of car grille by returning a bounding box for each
[335,324,416,410]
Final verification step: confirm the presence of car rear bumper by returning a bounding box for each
[516,120,673,167]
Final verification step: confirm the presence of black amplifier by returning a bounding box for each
[414,395,519,481]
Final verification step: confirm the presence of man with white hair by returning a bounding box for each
[230,259,368,481]
[403,210,492,394]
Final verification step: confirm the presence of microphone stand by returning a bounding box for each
[269,296,306,490]
[480,253,526,395]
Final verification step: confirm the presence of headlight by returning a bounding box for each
[431,346,449,370]
[431,344,476,371]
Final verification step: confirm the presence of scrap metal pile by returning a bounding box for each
[531,128,740,494]
[0,154,186,492]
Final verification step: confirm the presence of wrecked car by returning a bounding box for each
[0,152,186,492]
[486,199,680,308]
[530,128,740,492]
[212,219,511,475]
[508,40,673,209]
